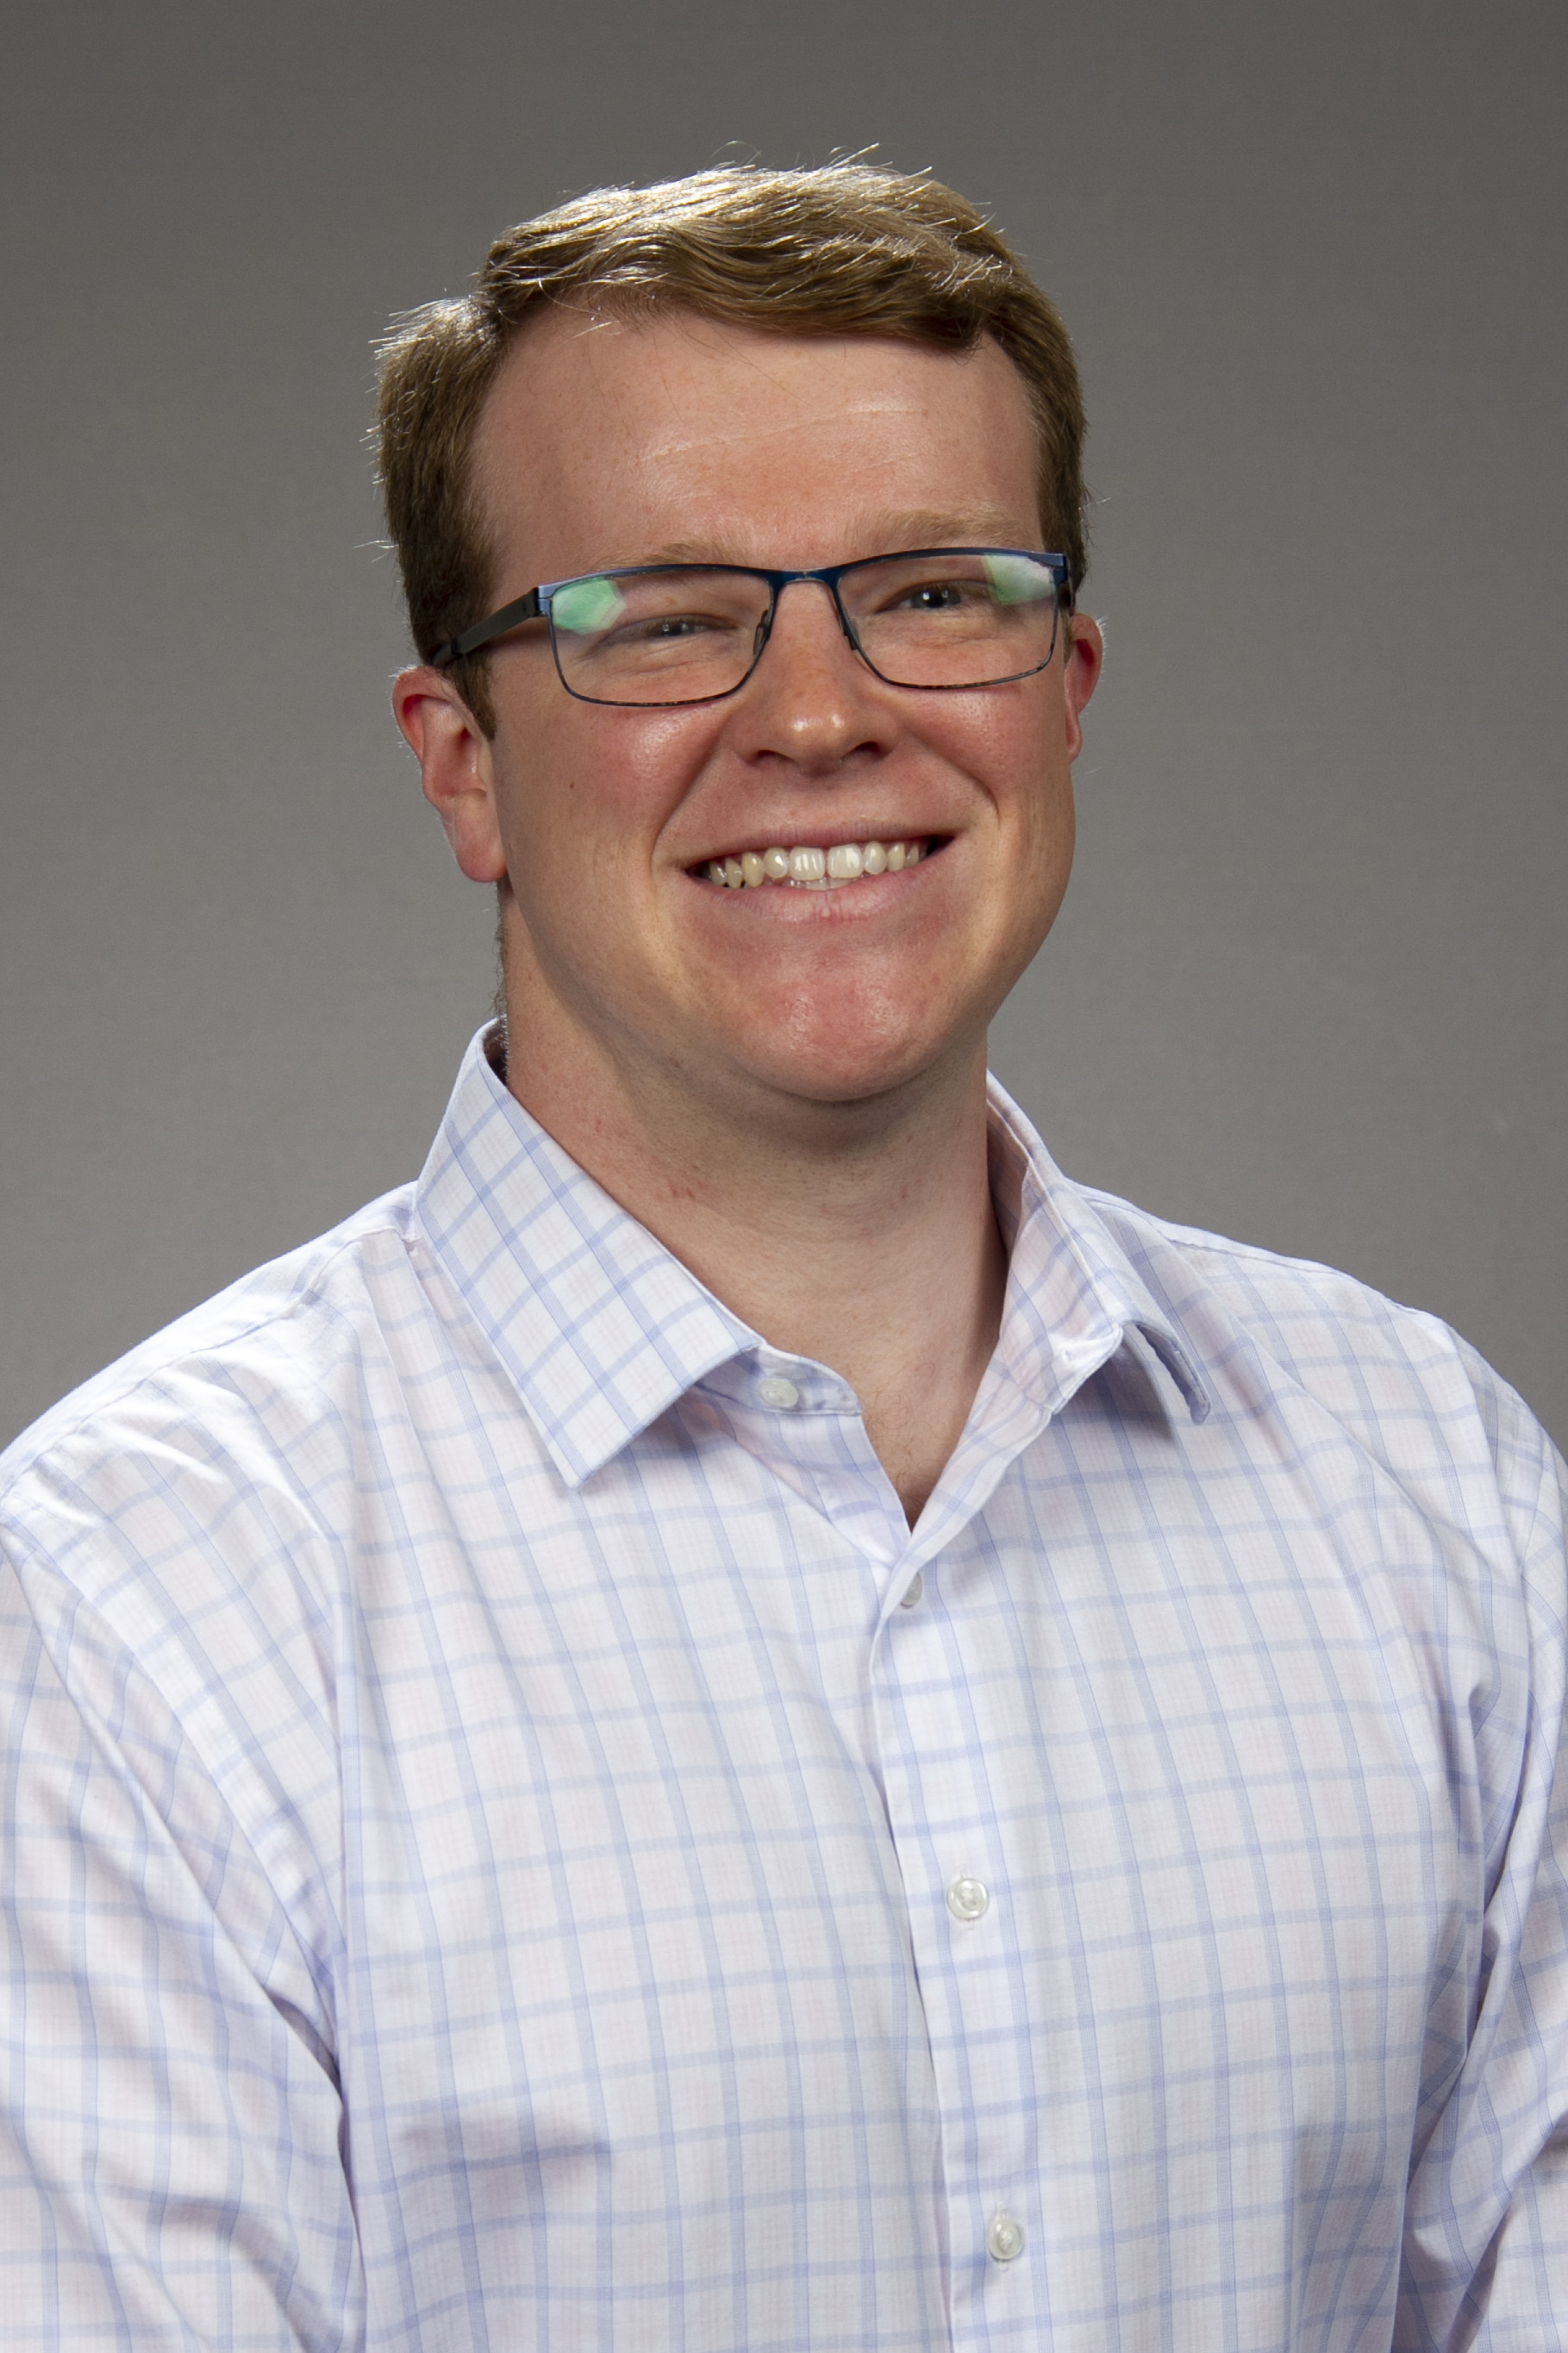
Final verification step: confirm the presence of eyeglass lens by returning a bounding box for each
[547,551,1059,705]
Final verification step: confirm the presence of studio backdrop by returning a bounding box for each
[2,0,1563,1444]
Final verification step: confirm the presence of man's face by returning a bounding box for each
[415,309,1100,1131]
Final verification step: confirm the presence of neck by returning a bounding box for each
[504,1010,1008,1525]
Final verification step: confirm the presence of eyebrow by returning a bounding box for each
[866,506,1042,550]
[609,509,1044,572]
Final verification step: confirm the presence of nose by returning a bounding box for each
[727,577,899,773]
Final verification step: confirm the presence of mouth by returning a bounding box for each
[692,836,939,892]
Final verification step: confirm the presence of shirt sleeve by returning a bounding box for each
[0,1529,363,2350]
[1397,1371,1568,2350]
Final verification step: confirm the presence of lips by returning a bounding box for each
[697,838,931,890]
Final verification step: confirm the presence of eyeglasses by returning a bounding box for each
[429,547,1072,708]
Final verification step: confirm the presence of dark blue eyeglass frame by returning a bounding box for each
[428,547,1074,707]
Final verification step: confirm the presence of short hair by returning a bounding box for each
[376,161,1088,732]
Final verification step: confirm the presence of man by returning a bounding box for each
[2,163,1564,2350]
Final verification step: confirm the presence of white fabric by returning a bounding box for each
[2,1026,1565,2350]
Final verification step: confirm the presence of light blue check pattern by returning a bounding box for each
[3,1026,1566,2350]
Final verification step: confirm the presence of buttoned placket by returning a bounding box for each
[696,1331,1109,2331]
[859,1295,1187,2337]
[865,1365,1060,2331]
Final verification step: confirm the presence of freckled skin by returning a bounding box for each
[401,311,1098,1140]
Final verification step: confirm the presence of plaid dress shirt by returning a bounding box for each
[3,1026,1565,2350]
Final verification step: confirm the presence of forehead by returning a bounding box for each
[470,307,1044,579]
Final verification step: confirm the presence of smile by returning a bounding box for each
[698,838,930,891]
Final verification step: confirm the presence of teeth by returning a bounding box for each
[700,839,928,889]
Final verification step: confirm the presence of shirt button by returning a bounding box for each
[757,1375,802,1410]
[986,2212,1026,2263]
[898,1572,924,1609]
[946,1873,990,1922]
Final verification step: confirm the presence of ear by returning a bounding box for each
[392,666,508,884]
[1061,614,1103,760]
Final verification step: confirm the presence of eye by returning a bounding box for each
[622,610,729,642]
[898,579,970,613]
[878,571,992,619]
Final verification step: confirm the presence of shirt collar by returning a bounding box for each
[415,1028,1209,1488]
[984,1074,1210,1424]
[415,1029,754,1486]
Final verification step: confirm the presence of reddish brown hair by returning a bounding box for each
[377,162,1088,730]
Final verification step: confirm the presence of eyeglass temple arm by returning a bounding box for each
[429,589,543,672]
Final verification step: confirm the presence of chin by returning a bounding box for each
[736,1028,975,1116]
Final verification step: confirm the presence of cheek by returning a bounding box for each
[924,692,1067,823]
[500,706,722,860]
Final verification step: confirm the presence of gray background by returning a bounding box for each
[3,0,1563,1448]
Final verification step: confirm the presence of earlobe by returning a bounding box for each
[391,666,509,884]
[1061,615,1104,759]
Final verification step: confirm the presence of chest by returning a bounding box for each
[336,1416,1473,2150]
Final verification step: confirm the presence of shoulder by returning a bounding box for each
[1084,1181,1450,1361]
[0,1183,428,1584]
[1078,1182,1565,1573]
[0,1202,440,1966]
